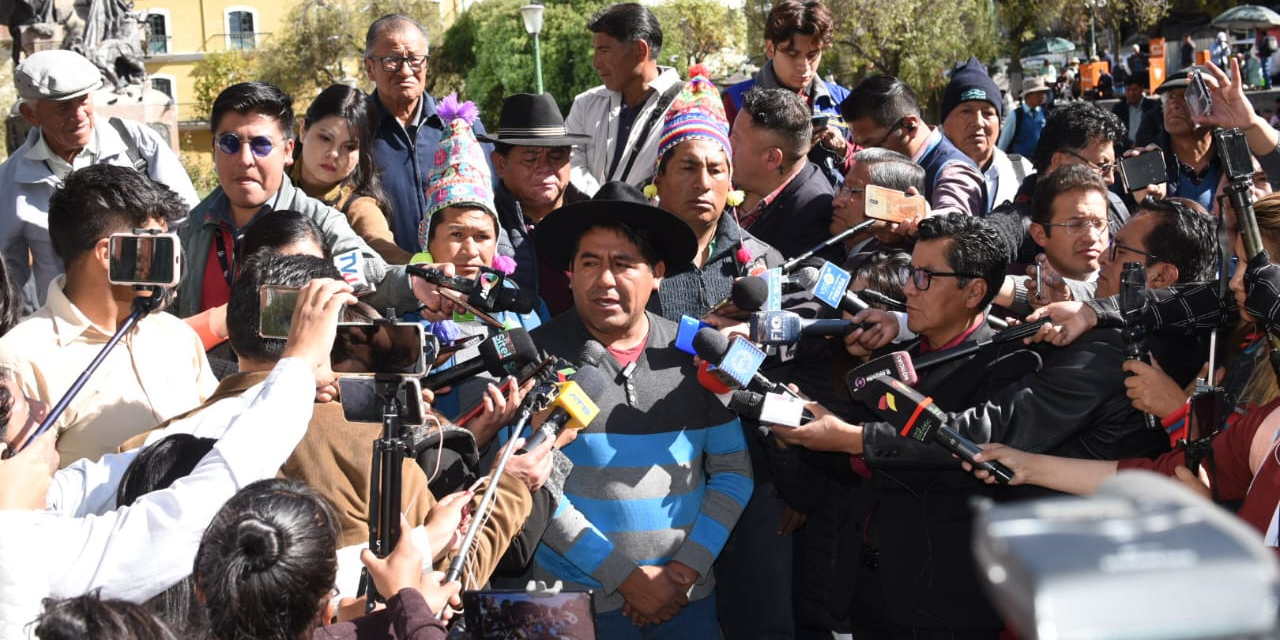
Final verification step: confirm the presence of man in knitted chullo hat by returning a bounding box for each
[646,67,783,322]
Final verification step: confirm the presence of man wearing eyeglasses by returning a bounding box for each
[840,74,987,217]
[1025,165,1113,303]
[771,202,1217,639]
[783,212,1042,639]
[986,103,1130,274]
[176,82,428,322]
[364,14,494,254]
[0,50,198,312]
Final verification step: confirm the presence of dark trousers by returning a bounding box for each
[714,480,795,640]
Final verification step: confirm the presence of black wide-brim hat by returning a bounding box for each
[476,92,592,147]
[535,181,698,271]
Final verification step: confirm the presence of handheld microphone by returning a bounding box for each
[851,376,1013,483]
[691,327,801,398]
[843,350,919,396]
[749,310,864,345]
[728,390,814,427]
[334,249,376,295]
[857,288,905,311]
[522,365,607,450]
[910,318,1049,372]
[422,328,539,390]
[711,267,820,314]
[405,264,536,314]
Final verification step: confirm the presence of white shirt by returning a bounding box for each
[0,357,315,639]
[0,277,217,464]
[566,66,683,195]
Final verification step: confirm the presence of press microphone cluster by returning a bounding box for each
[712,266,820,313]
[850,376,1013,483]
[727,390,814,427]
[422,328,540,390]
[691,327,801,398]
[521,365,606,451]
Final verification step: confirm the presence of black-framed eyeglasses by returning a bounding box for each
[862,117,906,149]
[900,265,979,291]
[368,54,428,73]
[1061,148,1117,176]
[1041,218,1110,237]
[216,133,277,159]
[1108,240,1160,264]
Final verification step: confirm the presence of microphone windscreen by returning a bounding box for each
[478,328,538,372]
[691,327,731,364]
[575,340,607,369]
[571,364,610,398]
[790,266,820,290]
[731,276,770,312]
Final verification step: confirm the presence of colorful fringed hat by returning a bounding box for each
[653,65,732,176]
[419,93,496,249]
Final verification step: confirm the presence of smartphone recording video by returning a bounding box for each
[1118,149,1168,193]
[108,233,181,287]
[1186,72,1213,120]
[258,285,300,339]
[331,322,433,376]
[337,376,426,425]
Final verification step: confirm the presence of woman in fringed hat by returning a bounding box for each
[411,94,548,446]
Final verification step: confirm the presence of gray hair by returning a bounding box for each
[363,14,429,57]
[854,147,925,194]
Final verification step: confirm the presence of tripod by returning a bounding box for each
[357,375,414,611]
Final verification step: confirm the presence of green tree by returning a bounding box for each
[829,0,999,112]
[256,0,446,103]
[435,0,607,127]
[190,51,257,122]
[652,0,747,71]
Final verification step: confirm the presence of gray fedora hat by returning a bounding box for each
[477,93,591,147]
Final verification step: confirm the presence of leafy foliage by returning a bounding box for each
[190,51,257,123]
[651,0,747,69]
[829,0,999,112]
[436,0,608,127]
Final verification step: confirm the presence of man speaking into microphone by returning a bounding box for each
[524,180,751,637]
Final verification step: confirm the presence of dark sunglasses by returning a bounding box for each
[216,133,277,158]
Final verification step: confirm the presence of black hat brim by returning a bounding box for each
[534,199,698,272]
[476,133,593,146]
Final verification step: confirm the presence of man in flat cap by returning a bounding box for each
[0,49,198,310]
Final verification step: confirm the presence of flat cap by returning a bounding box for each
[16,50,103,101]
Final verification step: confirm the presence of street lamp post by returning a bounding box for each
[521,2,545,94]
[1087,0,1107,60]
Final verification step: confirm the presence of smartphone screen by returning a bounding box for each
[108,233,181,286]
[462,589,596,640]
[258,285,300,339]
[331,323,430,376]
[864,184,927,223]
[337,376,425,425]
[1185,72,1213,119]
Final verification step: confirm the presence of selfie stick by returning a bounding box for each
[358,376,412,612]
[9,288,166,456]
[444,386,554,584]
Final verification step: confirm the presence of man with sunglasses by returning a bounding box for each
[177,82,430,322]
[364,14,494,254]
[0,50,198,312]
[840,74,987,217]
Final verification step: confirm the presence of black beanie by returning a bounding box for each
[940,56,1003,123]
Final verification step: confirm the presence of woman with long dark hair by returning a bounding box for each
[292,84,410,264]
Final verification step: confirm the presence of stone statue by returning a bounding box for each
[4,0,147,95]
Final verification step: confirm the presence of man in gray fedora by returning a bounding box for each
[481,93,592,315]
[0,49,197,311]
